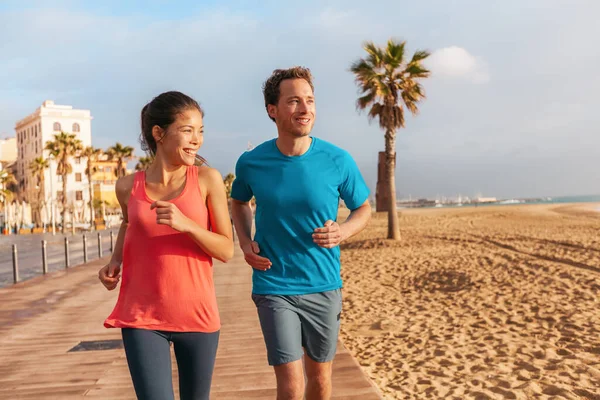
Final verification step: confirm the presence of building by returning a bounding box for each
[91,155,120,210]
[14,100,93,227]
[0,137,17,163]
[473,197,497,204]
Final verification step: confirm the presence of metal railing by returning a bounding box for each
[7,230,117,285]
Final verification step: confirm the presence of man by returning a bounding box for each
[230,66,371,400]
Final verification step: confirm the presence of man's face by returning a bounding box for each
[268,78,315,137]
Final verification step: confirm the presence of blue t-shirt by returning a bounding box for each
[231,137,370,295]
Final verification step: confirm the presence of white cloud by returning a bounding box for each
[427,46,490,84]
[316,7,356,28]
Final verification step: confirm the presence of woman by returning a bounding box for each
[98,91,233,400]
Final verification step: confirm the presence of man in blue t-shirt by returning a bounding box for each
[231,66,372,400]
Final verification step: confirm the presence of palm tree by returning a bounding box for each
[0,170,17,233]
[45,132,83,233]
[350,39,430,240]
[29,157,49,226]
[106,143,134,178]
[223,173,235,199]
[135,155,153,171]
[81,146,103,228]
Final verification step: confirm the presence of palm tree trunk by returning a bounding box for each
[37,187,43,227]
[88,171,94,230]
[385,129,401,240]
[61,175,67,234]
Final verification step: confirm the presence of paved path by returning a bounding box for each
[0,248,382,399]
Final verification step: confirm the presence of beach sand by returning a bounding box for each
[338,203,600,399]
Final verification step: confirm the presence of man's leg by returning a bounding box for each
[252,294,305,400]
[298,289,343,400]
[274,360,305,400]
[304,356,333,400]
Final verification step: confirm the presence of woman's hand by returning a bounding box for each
[150,201,193,233]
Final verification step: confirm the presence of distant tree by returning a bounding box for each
[223,173,235,199]
[106,143,135,178]
[350,39,430,240]
[81,146,103,227]
[135,155,154,171]
[29,157,49,225]
[45,132,83,233]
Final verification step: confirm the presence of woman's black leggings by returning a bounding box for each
[121,328,220,400]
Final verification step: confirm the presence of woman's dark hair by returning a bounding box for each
[140,91,207,166]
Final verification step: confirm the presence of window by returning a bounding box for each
[76,191,83,201]
[72,123,80,132]
[75,157,81,165]
[105,166,112,173]
[53,122,61,131]
[75,173,82,182]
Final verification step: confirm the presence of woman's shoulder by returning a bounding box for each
[195,166,225,190]
[115,173,137,197]
[196,165,221,180]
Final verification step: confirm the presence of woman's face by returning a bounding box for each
[155,108,204,166]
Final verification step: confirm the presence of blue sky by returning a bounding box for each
[1,0,598,199]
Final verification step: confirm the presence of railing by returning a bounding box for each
[5,230,117,285]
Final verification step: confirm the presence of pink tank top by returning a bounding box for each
[104,166,220,332]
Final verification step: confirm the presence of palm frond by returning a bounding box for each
[410,50,431,63]
[392,105,406,129]
[367,103,384,122]
[384,39,406,70]
[356,90,377,110]
[403,63,431,79]
[363,41,384,69]
[350,38,430,137]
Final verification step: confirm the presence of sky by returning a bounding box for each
[1,0,598,200]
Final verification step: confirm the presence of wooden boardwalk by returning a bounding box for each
[0,248,382,399]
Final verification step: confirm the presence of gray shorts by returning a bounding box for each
[251,289,343,366]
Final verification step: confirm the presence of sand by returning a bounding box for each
[338,203,600,400]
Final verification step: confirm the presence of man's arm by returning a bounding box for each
[339,200,371,242]
[231,199,271,270]
[231,199,253,248]
[312,200,371,248]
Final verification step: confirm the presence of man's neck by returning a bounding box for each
[275,134,312,157]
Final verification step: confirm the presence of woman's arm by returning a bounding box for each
[187,167,234,262]
[98,174,134,290]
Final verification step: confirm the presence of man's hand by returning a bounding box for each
[150,201,192,232]
[313,220,344,248]
[241,241,272,271]
[98,262,121,290]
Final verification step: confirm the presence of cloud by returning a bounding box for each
[427,46,490,84]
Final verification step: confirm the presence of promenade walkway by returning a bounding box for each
[0,248,382,399]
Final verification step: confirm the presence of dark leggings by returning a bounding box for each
[121,328,220,400]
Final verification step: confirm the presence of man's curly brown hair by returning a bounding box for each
[262,66,315,122]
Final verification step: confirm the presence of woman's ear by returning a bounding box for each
[152,126,165,144]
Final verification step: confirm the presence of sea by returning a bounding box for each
[398,194,600,210]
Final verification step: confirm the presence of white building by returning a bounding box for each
[0,137,17,163]
[14,100,93,227]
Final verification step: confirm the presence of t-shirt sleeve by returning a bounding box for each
[230,155,254,202]
[338,151,370,210]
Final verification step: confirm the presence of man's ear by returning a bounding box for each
[267,104,277,121]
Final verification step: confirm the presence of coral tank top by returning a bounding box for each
[104,166,220,332]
